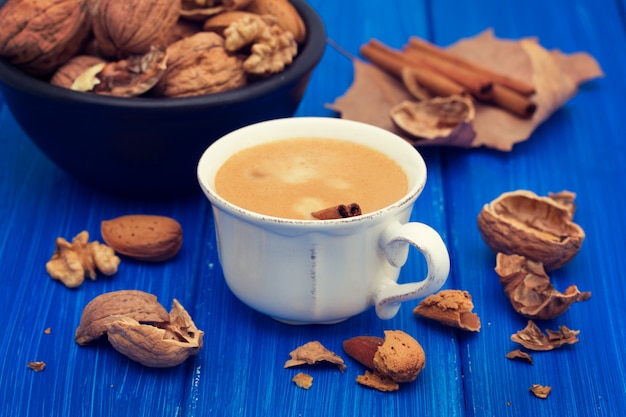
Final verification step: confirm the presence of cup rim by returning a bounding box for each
[197,117,427,228]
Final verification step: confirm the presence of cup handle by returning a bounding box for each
[373,221,450,319]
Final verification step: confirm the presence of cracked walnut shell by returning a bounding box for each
[477,190,584,270]
[75,290,203,367]
[495,253,591,320]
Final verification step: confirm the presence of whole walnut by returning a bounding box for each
[0,0,92,76]
[152,32,247,97]
[92,0,181,58]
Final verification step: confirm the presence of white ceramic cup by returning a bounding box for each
[197,117,450,324]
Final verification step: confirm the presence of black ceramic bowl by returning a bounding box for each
[0,0,325,198]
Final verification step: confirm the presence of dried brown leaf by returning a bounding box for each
[329,29,603,151]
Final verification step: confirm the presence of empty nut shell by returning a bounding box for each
[477,190,584,270]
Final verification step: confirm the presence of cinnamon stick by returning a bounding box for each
[397,41,494,99]
[312,203,362,220]
[491,83,537,118]
[359,41,466,97]
[405,37,536,96]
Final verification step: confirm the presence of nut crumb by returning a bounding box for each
[413,289,481,331]
[530,384,552,399]
[511,320,580,351]
[27,361,46,372]
[292,372,313,389]
[284,341,346,372]
[44,328,51,335]
[356,370,399,392]
[505,349,533,364]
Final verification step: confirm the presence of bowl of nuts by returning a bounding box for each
[0,0,326,198]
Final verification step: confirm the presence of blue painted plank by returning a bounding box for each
[1,0,626,416]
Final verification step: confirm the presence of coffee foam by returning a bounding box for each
[215,138,408,220]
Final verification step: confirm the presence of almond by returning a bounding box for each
[342,335,384,369]
[101,214,183,262]
[343,330,426,385]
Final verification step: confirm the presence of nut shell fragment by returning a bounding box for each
[478,190,585,270]
[511,320,580,351]
[51,55,107,89]
[105,299,204,368]
[530,384,552,399]
[390,95,475,140]
[356,370,399,392]
[495,253,591,319]
[91,45,168,97]
[413,289,481,331]
[284,341,346,371]
[373,330,425,383]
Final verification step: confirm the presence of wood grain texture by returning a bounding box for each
[1,0,625,416]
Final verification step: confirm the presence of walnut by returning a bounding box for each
[390,95,475,140]
[0,0,92,76]
[180,0,224,21]
[477,190,585,270]
[223,15,297,76]
[495,253,591,319]
[284,341,346,371]
[413,289,481,331]
[75,290,204,367]
[180,0,252,21]
[152,32,247,97]
[46,231,120,288]
[157,19,204,46]
[92,0,181,59]
[511,320,580,351]
[50,55,108,89]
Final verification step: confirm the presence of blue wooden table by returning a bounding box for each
[1,1,624,416]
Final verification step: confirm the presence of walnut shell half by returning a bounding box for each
[477,190,584,270]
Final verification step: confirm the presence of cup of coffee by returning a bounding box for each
[197,117,450,324]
